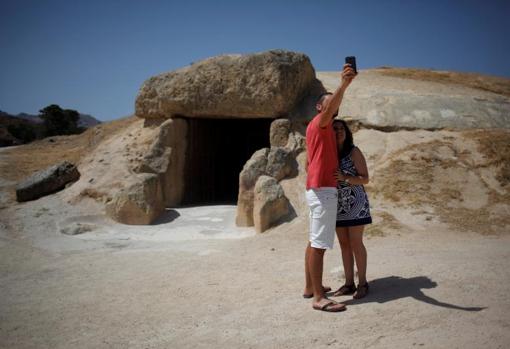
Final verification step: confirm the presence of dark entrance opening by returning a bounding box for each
[182,118,273,206]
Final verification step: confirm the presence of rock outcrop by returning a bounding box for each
[318,70,510,129]
[16,161,80,202]
[134,118,187,206]
[135,50,317,119]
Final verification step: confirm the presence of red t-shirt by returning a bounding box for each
[306,113,338,189]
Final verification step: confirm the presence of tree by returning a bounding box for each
[39,104,82,137]
[7,123,37,143]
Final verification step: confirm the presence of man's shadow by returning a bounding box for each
[338,276,486,311]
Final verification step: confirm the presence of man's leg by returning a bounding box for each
[309,246,345,311]
[304,242,332,297]
[304,242,313,295]
[309,246,326,302]
[306,188,345,311]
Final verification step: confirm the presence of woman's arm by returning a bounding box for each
[340,147,370,185]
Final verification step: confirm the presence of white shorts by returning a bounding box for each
[306,187,338,250]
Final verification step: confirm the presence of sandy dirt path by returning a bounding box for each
[1,198,509,349]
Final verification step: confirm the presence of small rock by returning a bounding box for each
[61,223,96,235]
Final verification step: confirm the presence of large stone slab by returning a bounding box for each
[317,70,510,129]
[16,161,80,202]
[135,50,316,119]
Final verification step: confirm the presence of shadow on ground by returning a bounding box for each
[339,275,486,311]
[152,209,180,225]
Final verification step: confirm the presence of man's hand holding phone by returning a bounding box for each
[340,56,357,90]
[345,56,357,74]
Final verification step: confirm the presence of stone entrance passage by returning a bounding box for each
[182,118,273,205]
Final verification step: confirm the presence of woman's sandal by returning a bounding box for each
[332,284,357,296]
[353,283,369,299]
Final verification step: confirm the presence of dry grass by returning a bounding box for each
[369,132,510,234]
[471,129,510,186]
[365,211,403,237]
[0,116,138,182]
[368,140,452,207]
[375,67,510,97]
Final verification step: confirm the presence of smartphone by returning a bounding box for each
[345,56,357,74]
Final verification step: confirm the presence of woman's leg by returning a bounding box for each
[336,227,354,285]
[348,225,367,285]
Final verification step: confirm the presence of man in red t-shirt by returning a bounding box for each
[303,64,356,312]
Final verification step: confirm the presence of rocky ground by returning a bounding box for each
[1,69,509,348]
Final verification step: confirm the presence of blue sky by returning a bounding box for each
[1,0,509,121]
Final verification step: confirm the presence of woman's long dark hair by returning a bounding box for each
[333,119,354,159]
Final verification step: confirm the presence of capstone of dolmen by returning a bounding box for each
[135,50,316,119]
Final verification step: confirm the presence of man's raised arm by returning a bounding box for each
[319,64,356,128]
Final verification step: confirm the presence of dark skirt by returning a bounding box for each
[336,184,372,227]
[336,216,372,227]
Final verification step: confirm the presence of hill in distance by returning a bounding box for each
[0,110,101,128]
[0,109,102,147]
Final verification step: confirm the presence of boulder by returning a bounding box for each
[266,147,298,181]
[236,145,299,227]
[235,189,256,227]
[105,174,164,225]
[253,176,290,233]
[286,131,306,155]
[269,118,306,155]
[270,119,291,147]
[236,148,269,226]
[16,161,80,202]
[135,50,316,119]
[239,148,269,190]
